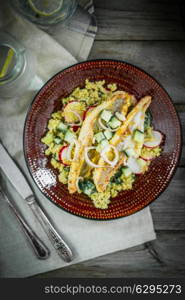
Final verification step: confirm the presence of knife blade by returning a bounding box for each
[0,143,33,200]
[0,142,73,262]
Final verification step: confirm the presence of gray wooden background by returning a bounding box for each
[35,0,185,278]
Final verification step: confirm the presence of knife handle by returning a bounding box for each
[26,196,73,263]
[0,188,50,260]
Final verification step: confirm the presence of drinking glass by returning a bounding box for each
[9,0,77,27]
[0,31,36,99]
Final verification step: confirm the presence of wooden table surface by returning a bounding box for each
[36,0,185,278]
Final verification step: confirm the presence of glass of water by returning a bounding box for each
[0,31,36,99]
[9,0,77,27]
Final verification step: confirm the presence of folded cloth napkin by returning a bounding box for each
[0,1,156,278]
[44,2,97,61]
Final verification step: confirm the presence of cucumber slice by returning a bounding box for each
[54,137,62,144]
[64,130,76,143]
[115,112,126,122]
[144,110,153,130]
[122,166,132,177]
[123,150,129,157]
[108,116,122,129]
[52,153,59,161]
[133,129,144,143]
[111,168,122,183]
[96,139,109,152]
[79,179,96,196]
[58,122,68,133]
[57,131,64,139]
[124,148,137,157]
[114,177,122,184]
[101,110,113,122]
[126,157,141,174]
[103,130,113,140]
[101,139,109,148]
[94,132,105,143]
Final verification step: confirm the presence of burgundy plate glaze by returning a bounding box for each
[24,60,182,220]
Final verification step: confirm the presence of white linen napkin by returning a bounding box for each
[0,1,156,278]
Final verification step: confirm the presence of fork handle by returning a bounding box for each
[26,196,73,263]
[1,189,50,259]
[14,211,50,259]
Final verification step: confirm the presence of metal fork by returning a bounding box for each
[0,186,50,259]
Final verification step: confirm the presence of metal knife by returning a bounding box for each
[0,142,73,263]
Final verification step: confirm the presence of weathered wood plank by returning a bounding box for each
[175,105,185,112]
[33,231,185,278]
[89,41,185,102]
[151,168,185,230]
[95,9,185,41]
[94,0,182,13]
[94,0,185,41]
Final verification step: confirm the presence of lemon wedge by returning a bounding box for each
[0,47,15,79]
[28,0,63,17]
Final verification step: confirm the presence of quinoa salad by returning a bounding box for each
[41,80,164,209]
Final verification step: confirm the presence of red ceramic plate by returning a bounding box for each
[24,59,182,220]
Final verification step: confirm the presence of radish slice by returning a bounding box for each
[137,157,148,173]
[68,109,82,127]
[63,100,77,109]
[139,148,155,161]
[66,140,79,161]
[98,117,117,132]
[144,130,163,148]
[101,145,119,167]
[126,157,141,174]
[72,125,80,132]
[59,145,70,166]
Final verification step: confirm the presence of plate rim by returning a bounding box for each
[23,58,183,221]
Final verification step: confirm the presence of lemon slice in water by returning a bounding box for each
[28,0,63,17]
[0,46,15,79]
